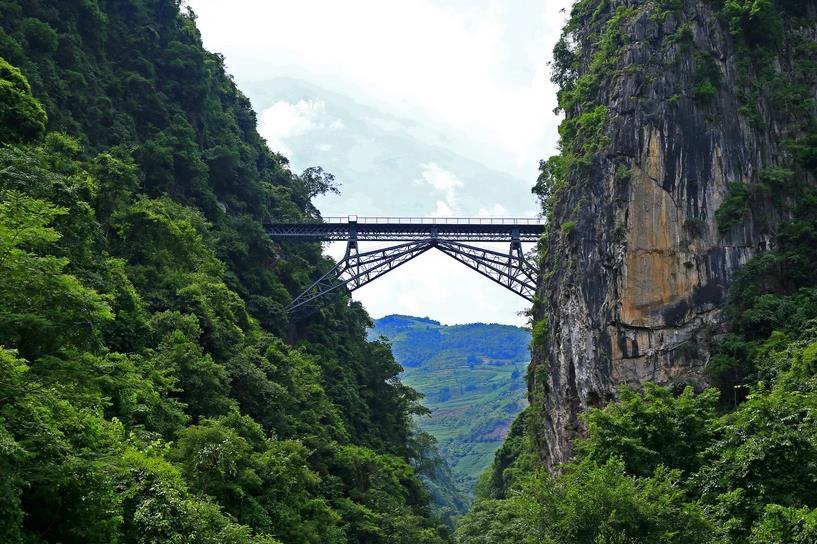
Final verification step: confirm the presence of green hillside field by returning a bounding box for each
[370,315,530,492]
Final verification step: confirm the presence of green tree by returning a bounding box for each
[172,414,344,544]
[116,448,280,544]
[580,384,719,477]
[0,189,112,359]
[0,349,124,544]
[517,460,712,544]
[749,505,817,544]
[151,312,234,420]
[0,57,46,143]
[697,388,817,542]
[453,499,530,544]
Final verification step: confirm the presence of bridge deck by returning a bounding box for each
[265,216,546,242]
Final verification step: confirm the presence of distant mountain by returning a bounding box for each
[370,315,531,495]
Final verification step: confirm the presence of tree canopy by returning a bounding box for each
[0,1,451,542]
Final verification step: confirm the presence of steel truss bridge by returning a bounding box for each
[266,216,545,312]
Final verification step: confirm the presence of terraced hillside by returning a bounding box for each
[370,315,530,491]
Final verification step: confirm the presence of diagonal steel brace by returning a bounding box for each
[287,227,539,312]
[286,238,434,311]
[434,239,538,301]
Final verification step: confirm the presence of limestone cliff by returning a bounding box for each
[530,0,817,469]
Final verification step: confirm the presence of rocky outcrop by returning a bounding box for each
[531,0,817,469]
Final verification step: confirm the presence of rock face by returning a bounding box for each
[531,0,817,469]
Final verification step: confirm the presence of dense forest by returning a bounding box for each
[456,0,817,543]
[0,1,452,542]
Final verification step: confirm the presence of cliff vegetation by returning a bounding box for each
[0,1,451,543]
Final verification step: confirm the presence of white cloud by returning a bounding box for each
[478,203,509,217]
[258,99,342,160]
[419,163,463,208]
[430,200,454,218]
[188,0,571,181]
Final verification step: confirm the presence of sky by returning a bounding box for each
[186,0,572,326]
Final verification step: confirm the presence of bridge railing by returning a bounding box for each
[318,216,546,225]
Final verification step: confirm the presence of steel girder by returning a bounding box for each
[286,237,538,312]
[287,239,435,311]
[434,240,537,302]
[266,222,544,242]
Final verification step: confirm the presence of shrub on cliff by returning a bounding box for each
[0,57,46,143]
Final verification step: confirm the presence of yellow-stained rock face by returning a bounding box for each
[621,130,700,327]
